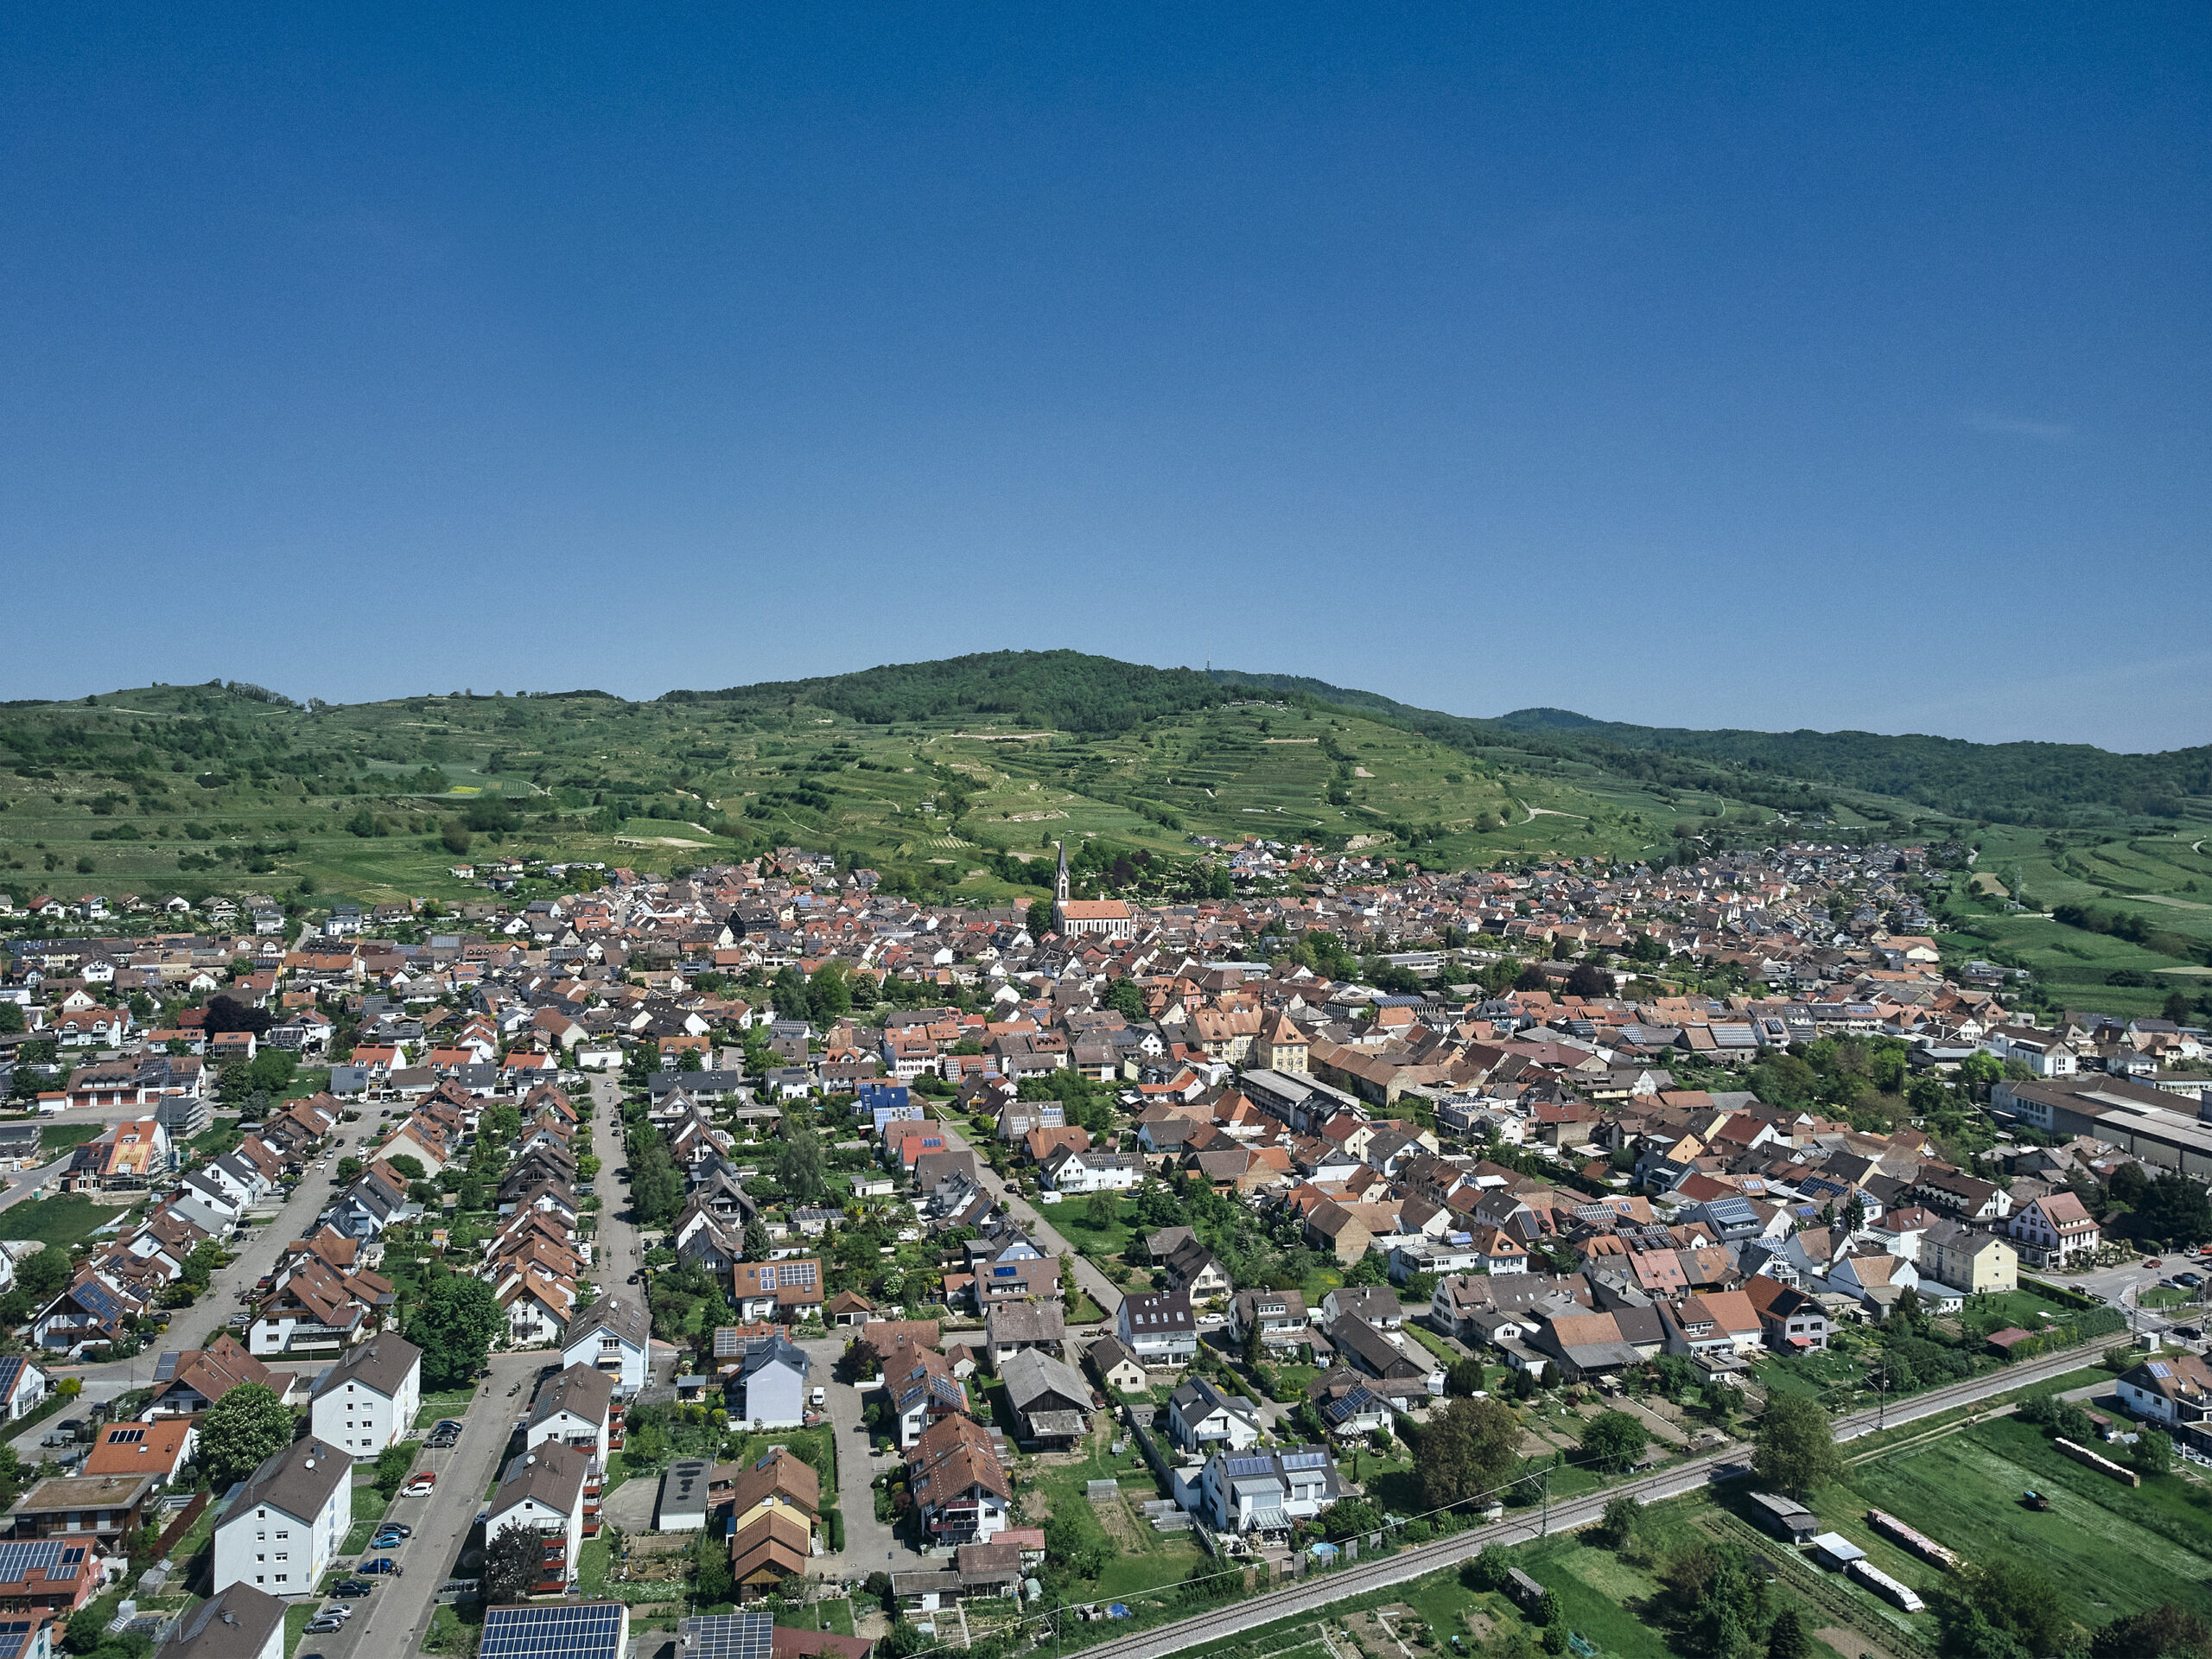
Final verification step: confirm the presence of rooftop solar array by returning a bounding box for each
[1280,1452,1331,1471]
[0,1619,35,1659]
[480,1602,626,1659]
[678,1613,773,1659]
[0,1542,69,1582]
[1223,1456,1274,1478]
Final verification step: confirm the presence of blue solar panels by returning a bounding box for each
[0,1618,36,1659]
[0,1542,65,1580]
[480,1602,626,1659]
[679,1613,773,1659]
[1280,1452,1331,1471]
[1223,1456,1274,1478]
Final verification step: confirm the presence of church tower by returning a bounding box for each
[1054,839,1070,906]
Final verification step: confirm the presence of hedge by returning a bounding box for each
[825,1507,845,1551]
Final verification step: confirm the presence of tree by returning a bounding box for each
[200,1382,293,1487]
[1026,898,1054,938]
[1321,1497,1381,1541]
[1591,1495,1641,1553]
[482,1520,545,1605]
[774,1124,829,1204]
[62,1611,106,1655]
[1580,1411,1650,1472]
[1104,977,1147,1020]
[334,1156,364,1184]
[1564,963,1610,999]
[1753,1394,1840,1498]
[1764,1609,1810,1659]
[2132,1428,2174,1479]
[386,1154,427,1183]
[1418,1396,1522,1513]
[1446,1357,1488,1397]
[2090,1603,2212,1659]
[693,1525,734,1604]
[410,1274,501,1389]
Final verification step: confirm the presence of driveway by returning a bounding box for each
[798,1334,912,1580]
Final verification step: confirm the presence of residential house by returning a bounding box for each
[562,1297,652,1395]
[2006,1192,2100,1270]
[905,1414,1014,1545]
[1194,1446,1340,1535]
[732,1335,812,1430]
[998,1350,1091,1449]
[483,1440,593,1596]
[1116,1290,1197,1369]
[1165,1376,1262,1454]
[212,1436,351,1595]
[527,1364,616,1465]
[308,1337,422,1459]
[1919,1222,2018,1295]
[732,1260,824,1325]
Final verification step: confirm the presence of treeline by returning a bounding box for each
[671,649,1236,734]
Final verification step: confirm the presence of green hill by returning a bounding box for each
[0,652,2204,914]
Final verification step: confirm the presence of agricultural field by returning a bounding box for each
[1941,820,2212,1019]
[0,1192,141,1248]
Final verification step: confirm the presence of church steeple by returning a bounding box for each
[1054,839,1070,905]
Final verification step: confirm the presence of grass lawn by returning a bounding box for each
[1401,1322,1459,1365]
[39,1122,107,1156]
[284,1602,318,1656]
[413,1389,478,1428]
[2139,1286,2196,1310]
[576,1535,612,1597]
[0,1192,141,1246]
[1050,1192,1147,1267]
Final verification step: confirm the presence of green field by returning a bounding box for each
[1820,1415,2212,1632]
[0,1192,140,1246]
[1942,821,2212,1018]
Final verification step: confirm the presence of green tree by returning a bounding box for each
[2089,1603,2212,1659]
[693,1525,734,1604]
[743,1217,771,1260]
[774,1124,830,1204]
[1104,976,1147,1020]
[1026,898,1054,938]
[181,1240,223,1290]
[409,1275,502,1389]
[482,1520,544,1604]
[1591,1495,1641,1554]
[1753,1394,1841,1498]
[334,1156,364,1184]
[1764,1609,1810,1659]
[200,1382,293,1487]
[1418,1396,1522,1513]
[2132,1428,2174,1478]
[386,1153,428,1183]
[1580,1411,1649,1472]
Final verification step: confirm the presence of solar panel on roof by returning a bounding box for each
[1281,1452,1330,1471]
[480,1603,626,1659]
[679,1613,773,1659]
[0,1542,67,1583]
[2149,1362,2172,1379]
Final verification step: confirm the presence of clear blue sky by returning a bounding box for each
[3,7,2206,749]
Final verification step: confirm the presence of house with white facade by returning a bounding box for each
[561,1296,651,1396]
[2006,1192,2100,1270]
[1116,1289,1197,1368]
[308,1336,421,1459]
[1193,1446,1341,1535]
[526,1363,616,1465]
[213,1437,351,1597]
[1166,1376,1263,1454]
[483,1441,592,1597]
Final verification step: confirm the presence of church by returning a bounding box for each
[1051,840,1135,940]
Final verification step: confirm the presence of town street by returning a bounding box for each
[303,1346,549,1659]
[931,1116,1124,1319]
[7,1130,363,1455]
[585,1072,639,1293]
[1044,1339,2131,1659]
[800,1332,908,1583]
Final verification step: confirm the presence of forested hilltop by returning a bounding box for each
[1205,666,2212,825]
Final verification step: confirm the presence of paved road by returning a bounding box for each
[13,1135,361,1453]
[306,1347,549,1659]
[1054,1340,2123,1659]
[931,1119,1125,1318]
[585,1074,639,1293]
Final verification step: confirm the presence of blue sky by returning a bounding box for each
[3,7,2206,749]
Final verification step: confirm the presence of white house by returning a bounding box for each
[1038,1146,1141,1194]
[308,1336,422,1459]
[561,1296,651,1397]
[213,1436,351,1597]
[1194,1446,1341,1535]
[526,1363,615,1465]
[483,1441,591,1595]
[1116,1290,1198,1367]
[733,1334,811,1430]
[0,1355,50,1421]
[2006,1192,2101,1270]
[1166,1376,1263,1454]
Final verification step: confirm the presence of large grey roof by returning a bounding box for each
[529,1363,616,1428]
[227,1436,349,1527]
[567,1294,650,1349]
[160,1583,288,1659]
[310,1334,422,1403]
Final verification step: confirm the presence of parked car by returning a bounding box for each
[358,1558,403,1576]
[380,1522,413,1538]
[402,1474,436,1497]
[332,1582,374,1599]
